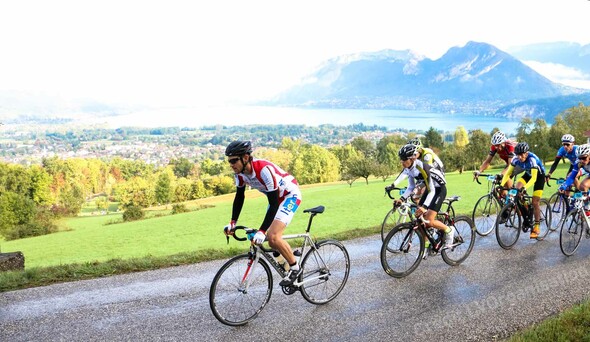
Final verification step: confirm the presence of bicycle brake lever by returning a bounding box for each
[226,235,229,244]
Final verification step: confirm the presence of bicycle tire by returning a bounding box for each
[560,209,584,256]
[442,216,476,265]
[209,254,273,326]
[495,203,521,249]
[380,223,424,278]
[536,198,552,241]
[472,193,500,237]
[548,192,566,232]
[380,207,409,242]
[299,240,350,305]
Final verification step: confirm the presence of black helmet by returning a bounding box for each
[514,142,529,154]
[398,144,417,161]
[225,140,252,156]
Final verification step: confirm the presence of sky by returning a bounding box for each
[0,0,589,109]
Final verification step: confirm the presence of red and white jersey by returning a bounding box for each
[235,158,300,201]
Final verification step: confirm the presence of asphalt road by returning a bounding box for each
[2,230,590,342]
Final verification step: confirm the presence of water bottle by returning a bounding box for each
[273,251,289,271]
[293,249,302,266]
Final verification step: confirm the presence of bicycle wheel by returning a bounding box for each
[209,254,272,326]
[495,203,521,249]
[560,210,584,256]
[472,193,500,236]
[548,192,566,231]
[442,216,476,265]
[299,240,350,305]
[380,223,424,278]
[380,207,409,242]
[535,198,552,241]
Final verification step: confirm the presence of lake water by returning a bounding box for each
[92,105,520,134]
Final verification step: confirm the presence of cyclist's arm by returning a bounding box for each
[260,189,280,231]
[231,186,246,222]
[392,172,408,187]
[562,164,580,189]
[547,156,562,176]
[400,175,415,200]
[478,154,494,173]
[521,168,538,190]
[501,164,515,186]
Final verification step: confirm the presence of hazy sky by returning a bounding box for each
[1,0,589,108]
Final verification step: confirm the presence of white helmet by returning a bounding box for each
[561,134,575,144]
[576,144,590,158]
[491,131,507,145]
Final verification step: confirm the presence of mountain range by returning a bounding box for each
[267,41,590,122]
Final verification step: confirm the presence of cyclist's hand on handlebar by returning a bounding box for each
[252,230,266,245]
[414,206,426,217]
[223,220,236,236]
[393,198,403,207]
[473,170,480,179]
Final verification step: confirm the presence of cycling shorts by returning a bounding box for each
[518,173,545,197]
[273,192,301,226]
[418,185,447,212]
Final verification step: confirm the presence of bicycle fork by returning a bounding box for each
[238,251,260,294]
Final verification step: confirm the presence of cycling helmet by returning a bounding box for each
[491,131,507,145]
[398,144,417,160]
[561,134,575,143]
[407,137,422,149]
[576,144,590,158]
[514,142,530,155]
[225,140,253,156]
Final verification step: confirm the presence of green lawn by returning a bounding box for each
[1,163,570,269]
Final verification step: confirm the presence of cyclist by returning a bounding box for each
[559,143,590,194]
[390,137,443,200]
[473,131,517,188]
[500,142,546,239]
[545,134,579,185]
[222,140,303,286]
[393,144,454,248]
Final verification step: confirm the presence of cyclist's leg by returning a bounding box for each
[266,193,301,265]
[419,186,447,232]
[530,174,545,238]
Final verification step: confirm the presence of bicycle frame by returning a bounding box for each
[478,174,505,206]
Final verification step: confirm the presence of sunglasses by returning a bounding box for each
[228,158,240,165]
[563,143,571,147]
[580,155,589,161]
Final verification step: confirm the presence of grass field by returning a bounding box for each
[1,163,571,269]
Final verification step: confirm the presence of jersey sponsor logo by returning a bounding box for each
[424,154,432,162]
[281,196,301,214]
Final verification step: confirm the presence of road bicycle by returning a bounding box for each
[495,186,552,249]
[380,196,475,278]
[381,184,456,241]
[209,206,351,326]
[546,177,574,231]
[472,173,504,236]
[559,190,590,256]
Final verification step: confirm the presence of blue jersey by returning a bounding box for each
[556,145,578,165]
[561,160,590,190]
[510,151,546,175]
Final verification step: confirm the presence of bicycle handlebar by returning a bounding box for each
[385,185,407,200]
[225,225,276,252]
[473,173,499,185]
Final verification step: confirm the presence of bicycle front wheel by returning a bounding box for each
[442,216,476,265]
[536,198,552,241]
[380,223,424,278]
[300,240,350,305]
[496,203,521,249]
[560,210,584,256]
[472,193,500,236]
[381,207,409,242]
[548,192,566,231]
[209,254,272,326]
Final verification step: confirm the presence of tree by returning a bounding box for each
[454,126,469,148]
[290,145,340,184]
[424,127,444,149]
[0,191,36,240]
[466,129,491,171]
[155,172,173,204]
[171,157,194,178]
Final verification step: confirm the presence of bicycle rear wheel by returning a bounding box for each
[381,207,409,242]
[548,192,566,231]
[472,193,500,236]
[560,210,584,256]
[380,223,424,278]
[495,203,521,249]
[535,198,552,240]
[442,216,476,265]
[209,254,272,326]
[300,240,350,305]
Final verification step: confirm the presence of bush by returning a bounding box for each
[122,206,144,222]
[171,203,189,214]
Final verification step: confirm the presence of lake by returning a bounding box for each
[91,105,521,134]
